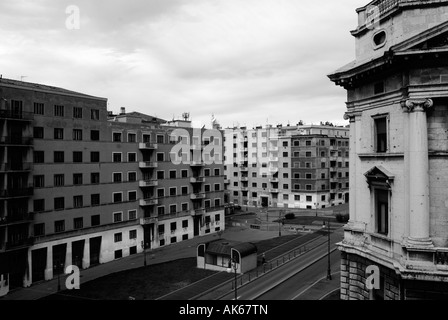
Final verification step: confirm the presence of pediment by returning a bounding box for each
[364,166,395,185]
[391,20,448,53]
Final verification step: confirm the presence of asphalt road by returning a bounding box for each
[219,229,343,300]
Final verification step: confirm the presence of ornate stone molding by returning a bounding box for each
[401,99,433,113]
[343,112,361,122]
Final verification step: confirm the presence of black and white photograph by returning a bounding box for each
[1,0,448,314]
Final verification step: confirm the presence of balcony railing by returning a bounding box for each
[191,208,206,216]
[0,187,33,198]
[140,217,158,225]
[269,189,279,193]
[240,177,249,182]
[224,179,230,184]
[0,237,34,252]
[139,161,158,169]
[0,110,33,120]
[139,142,158,150]
[269,178,279,183]
[139,180,158,187]
[139,199,158,206]
[191,193,206,200]
[190,176,205,183]
[190,160,204,167]
[0,162,32,172]
[0,212,33,225]
[239,166,248,171]
[0,137,33,146]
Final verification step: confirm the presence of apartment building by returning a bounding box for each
[224,124,349,210]
[0,78,225,296]
[329,0,448,299]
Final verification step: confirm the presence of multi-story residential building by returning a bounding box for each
[224,124,349,210]
[329,0,448,300]
[0,78,225,297]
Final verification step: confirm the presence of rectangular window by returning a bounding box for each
[375,117,388,153]
[73,195,83,208]
[54,151,64,163]
[73,107,83,119]
[181,170,188,178]
[157,206,165,215]
[91,215,100,226]
[181,186,188,195]
[73,129,83,141]
[91,109,100,120]
[34,127,44,139]
[74,217,83,229]
[55,220,65,233]
[294,195,300,201]
[34,175,45,188]
[113,193,123,203]
[73,151,83,163]
[181,203,188,212]
[129,230,137,239]
[306,196,312,202]
[91,130,100,141]
[376,189,389,235]
[170,204,177,214]
[114,233,122,243]
[128,153,137,162]
[128,172,137,182]
[214,184,220,191]
[91,172,100,184]
[54,105,64,117]
[169,187,177,196]
[113,153,122,163]
[113,132,122,142]
[182,220,188,228]
[54,128,64,140]
[34,102,44,115]
[91,194,100,206]
[90,151,100,162]
[128,210,137,220]
[128,133,136,143]
[54,174,64,186]
[157,135,164,144]
[113,172,122,183]
[128,191,137,201]
[54,197,65,210]
[113,212,123,223]
[156,153,164,161]
[157,171,164,179]
[73,173,83,185]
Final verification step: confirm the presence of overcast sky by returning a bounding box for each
[0,0,367,128]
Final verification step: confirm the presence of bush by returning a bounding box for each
[335,213,349,223]
[284,213,295,220]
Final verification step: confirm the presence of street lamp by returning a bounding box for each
[141,241,148,266]
[227,255,238,300]
[322,218,332,280]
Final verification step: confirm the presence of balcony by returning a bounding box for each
[139,142,158,150]
[224,179,230,184]
[139,161,158,169]
[0,237,34,252]
[190,176,205,183]
[191,193,206,200]
[0,212,34,225]
[240,177,249,182]
[0,110,33,121]
[190,160,204,167]
[268,166,278,173]
[140,217,158,225]
[269,189,279,193]
[0,187,33,198]
[239,165,248,171]
[139,180,158,187]
[0,137,33,146]
[191,208,206,216]
[0,162,32,172]
[269,178,279,183]
[269,157,279,162]
[241,187,249,191]
[139,199,158,206]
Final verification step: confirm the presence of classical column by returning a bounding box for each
[402,98,433,247]
[344,113,357,224]
[44,245,53,280]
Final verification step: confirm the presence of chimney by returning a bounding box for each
[120,107,126,115]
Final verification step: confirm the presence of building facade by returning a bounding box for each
[224,124,349,210]
[329,0,448,299]
[0,78,225,296]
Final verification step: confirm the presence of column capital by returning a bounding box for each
[343,112,361,122]
[401,99,433,113]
